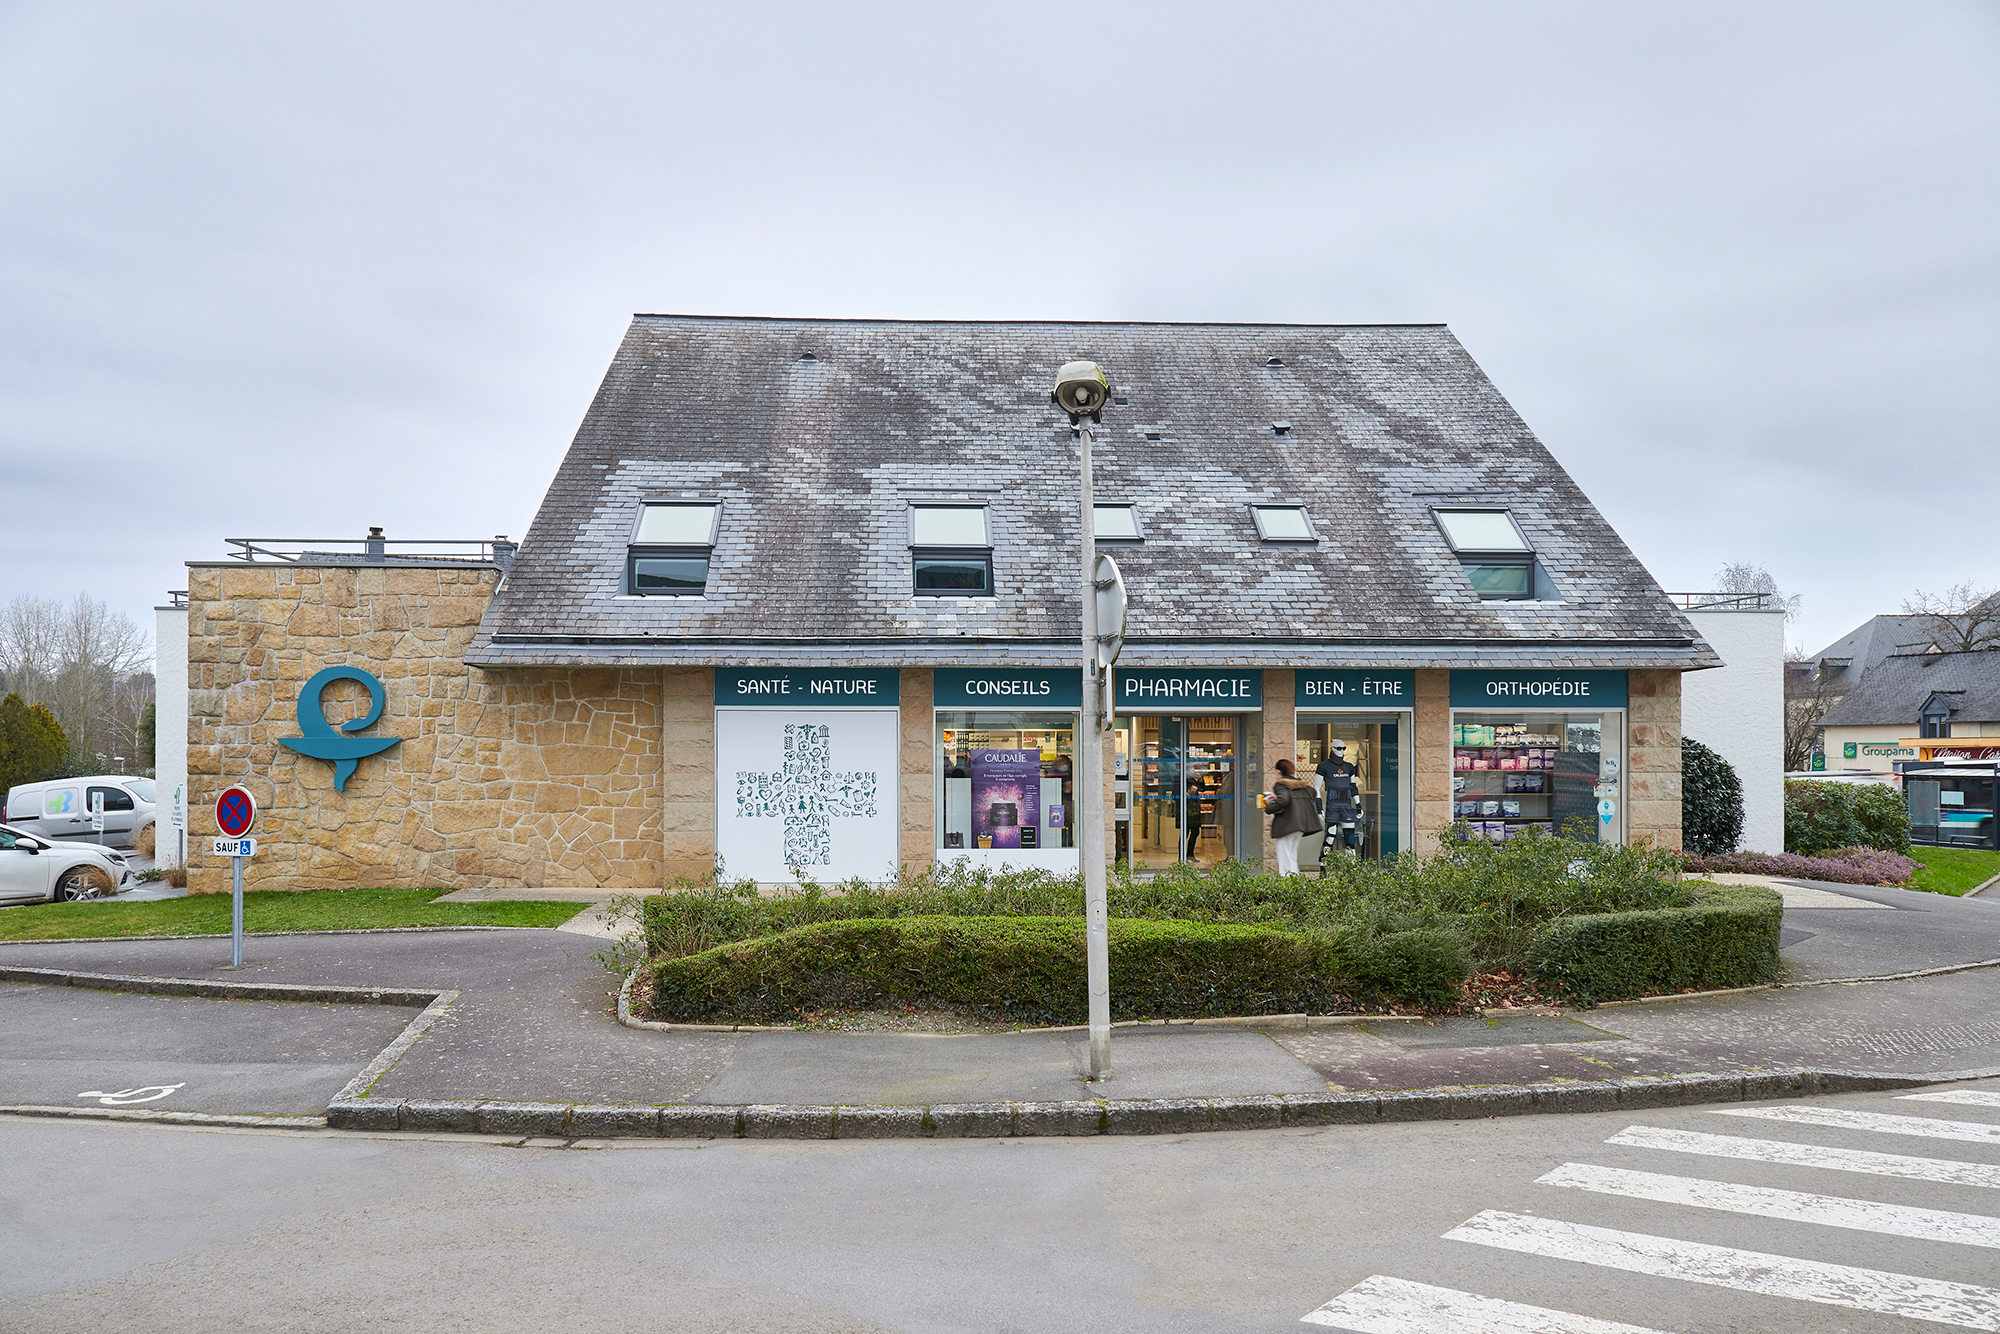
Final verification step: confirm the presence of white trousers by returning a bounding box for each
[1274,831,1303,876]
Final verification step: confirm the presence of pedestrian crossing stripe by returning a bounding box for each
[1714,1105,2000,1145]
[1902,1090,2000,1109]
[1301,1275,1675,1334]
[1607,1124,2000,1189]
[1447,1210,2000,1330]
[1538,1161,2000,1248]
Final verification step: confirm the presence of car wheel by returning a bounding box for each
[54,865,111,902]
[137,823,156,858]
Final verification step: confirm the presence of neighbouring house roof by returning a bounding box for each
[469,316,1718,669]
[1817,650,2000,729]
[1801,614,1935,692]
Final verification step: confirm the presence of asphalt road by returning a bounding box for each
[4,1078,1997,1332]
[0,874,1996,1114]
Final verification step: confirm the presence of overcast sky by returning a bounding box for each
[4,1,1995,662]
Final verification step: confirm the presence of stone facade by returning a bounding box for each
[1625,668,1684,852]
[186,562,664,894]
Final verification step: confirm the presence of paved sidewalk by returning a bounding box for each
[0,877,1994,1121]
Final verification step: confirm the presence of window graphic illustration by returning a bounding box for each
[735,723,879,866]
[278,666,402,791]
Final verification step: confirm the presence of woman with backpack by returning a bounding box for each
[1264,758,1323,876]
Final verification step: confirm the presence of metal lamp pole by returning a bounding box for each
[1078,421,1112,1078]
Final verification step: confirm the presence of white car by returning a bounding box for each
[0,823,132,904]
[1,775,157,855]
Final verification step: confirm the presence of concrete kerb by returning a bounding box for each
[318,1066,2000,1139]
[19,964,2000,1144]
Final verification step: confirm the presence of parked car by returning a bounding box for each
[0,823,132,903]
[1,775,158,855]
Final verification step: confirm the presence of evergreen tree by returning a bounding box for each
[0,693,71,797]
[1682,737,1745,856]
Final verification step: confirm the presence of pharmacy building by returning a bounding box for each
[175,316,1716,894]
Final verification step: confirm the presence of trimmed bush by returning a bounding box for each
[1785,779,1910,855]
[644,915,1475,1024]
[1525,881,1782,1005]
[1682,737,1744,856]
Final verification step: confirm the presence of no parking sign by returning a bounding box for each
[215,786,256,840]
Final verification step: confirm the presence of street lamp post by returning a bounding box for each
[1053,361,1114,1078]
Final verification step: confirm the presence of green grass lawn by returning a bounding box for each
[0,887,589,941]
[1908,847,2000,897]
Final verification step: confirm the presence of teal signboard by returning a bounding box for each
[1114,669,1263,711]
[1449,670,1628,709]
[279,665,402,792]
[715,669,900,706]
[934,668,1082,709]
[1296,670,1413,709]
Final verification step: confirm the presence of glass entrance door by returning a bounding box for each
[1119,715,1240,870]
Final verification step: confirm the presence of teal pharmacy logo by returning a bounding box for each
[278,666,401,792]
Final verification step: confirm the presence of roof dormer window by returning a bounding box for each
[910,504,993,596]
[628,502,719,596]
[1434,507,1548,601]
[1093,503,1143,541]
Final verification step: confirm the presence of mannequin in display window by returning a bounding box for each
[1315,739,1362,856]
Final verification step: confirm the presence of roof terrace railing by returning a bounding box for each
[224,529,516,570]
[1666,591,1777,611]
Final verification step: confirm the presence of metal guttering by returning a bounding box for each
[465,635,1718,671]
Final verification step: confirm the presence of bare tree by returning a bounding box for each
[1712,561,1802,622]
[1783,650,1840,772]
[1902,581,2000,654]
[0,594,152,768]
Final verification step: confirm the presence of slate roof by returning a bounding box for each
[1817,650,2000,728]
[1801,614,1934,692]
[469,316,1716,670]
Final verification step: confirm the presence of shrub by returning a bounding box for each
[1526,881,1782,1005]
[1682,737,1744,856]
[644,915,1452,1024]
[1681,847,1918,887]
[642,829,1691,980]
[1785,779,1910,855]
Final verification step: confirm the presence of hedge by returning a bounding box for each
[1785,779,1910,856]
[643,915,1472,1025]
[1524,881,1782,1005]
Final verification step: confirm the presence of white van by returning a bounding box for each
[1,776,158,855]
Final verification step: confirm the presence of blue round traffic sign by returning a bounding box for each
[215,786,257,838]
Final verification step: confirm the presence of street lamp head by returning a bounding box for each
[1051,360,1112,425]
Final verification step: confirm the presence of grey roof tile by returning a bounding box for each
[469,316,1714,670]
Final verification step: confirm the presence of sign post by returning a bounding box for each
[90,789,105,845]
[170,784,185,869]
[214,786,258,967]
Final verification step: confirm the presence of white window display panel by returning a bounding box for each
[716,708,901,883]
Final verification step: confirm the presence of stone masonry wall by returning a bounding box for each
[186,563,664,893]
[1626,668,1684,852]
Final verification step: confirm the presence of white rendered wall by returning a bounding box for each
[1682,609,1785,853]
[154,606,188,865]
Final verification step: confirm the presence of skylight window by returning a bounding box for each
[634,504,720,545]
[1093,504,1142,541]
[627,502,719,596]
[1433,508,1547,601]
[1250,505,1315,542]
[1435,509,1529,553]
[910,506,988,546]
[910,504,994,597]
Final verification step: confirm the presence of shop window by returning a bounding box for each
[628,502,719,596]
[1094,503,1143,541]
[1451,711,1624,844]
[911,504,994,596]
[1434,507,1551,601]
[938,713,1077,851]
[1250,505,1316,542]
